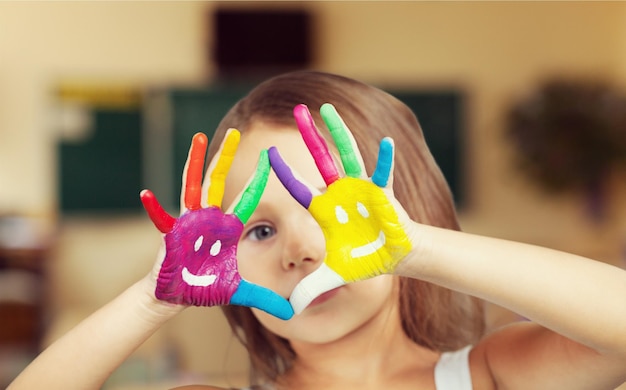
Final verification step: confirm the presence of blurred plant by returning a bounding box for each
[506,79,626,219]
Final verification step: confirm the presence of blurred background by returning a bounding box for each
[1,1,626,389]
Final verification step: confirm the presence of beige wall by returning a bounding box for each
[2,1,626,387]
[2,2,626,238]
[0,2,208,221]
[316,2,626,262]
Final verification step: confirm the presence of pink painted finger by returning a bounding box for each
[293,104,340,186]
[184,133,208,211]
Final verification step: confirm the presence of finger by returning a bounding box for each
[182,133,208,211]
[320,103,365,179]
[371,137,395,188]
[231,149,270,224]
[289,263,346,314]
[293,104,340,186]
[230,279,294,320]
[200,129,236,208]
[207,129,240,208]
[140,189,175,233]
[268,147,315,208]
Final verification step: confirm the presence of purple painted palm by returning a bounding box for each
[140,131,293,320]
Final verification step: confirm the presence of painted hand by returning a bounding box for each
[269,104,412,314]
[140,130,293,320]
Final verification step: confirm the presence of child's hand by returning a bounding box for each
[269,104,413,314]
[140,130,293,320]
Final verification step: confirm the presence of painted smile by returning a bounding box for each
[350,231,385,258]
[182,267,217,287]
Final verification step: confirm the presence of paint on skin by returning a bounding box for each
[270,104,412,312]
[141,131,293,320]
[158,207,243,305]
[309,177,411,282]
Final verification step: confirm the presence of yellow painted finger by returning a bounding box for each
[207,130,240,208]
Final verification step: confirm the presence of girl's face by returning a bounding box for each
[222,122,397,345]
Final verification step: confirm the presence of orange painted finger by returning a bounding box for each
[184,133,208,210]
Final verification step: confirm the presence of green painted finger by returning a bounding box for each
[233,149,270,224]
[320,103,362,178]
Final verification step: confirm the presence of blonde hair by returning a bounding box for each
[206,71,485,384]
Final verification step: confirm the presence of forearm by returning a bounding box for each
[8,277,184,390]
[397,223,626,357]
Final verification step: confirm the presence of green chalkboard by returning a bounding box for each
[167,87,465,208]
[169,87,250,208]
[391,91,464,206]
[58,108,142,213]
[58,86,464,213]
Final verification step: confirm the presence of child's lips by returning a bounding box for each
[308,286,342,307]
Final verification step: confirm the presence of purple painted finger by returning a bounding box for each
[293,104,340,186]
[268,147,313,208]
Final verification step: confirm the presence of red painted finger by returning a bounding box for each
[140,189,175,233]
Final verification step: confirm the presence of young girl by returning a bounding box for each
[9,71,626,389]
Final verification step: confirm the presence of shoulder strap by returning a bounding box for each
[433,345,473,390]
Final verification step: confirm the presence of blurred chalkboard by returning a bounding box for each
[58,86,464,212]
[58,108,142,213]
[391,91,464,207]
[168,87,250,208]
[166,88,465,208]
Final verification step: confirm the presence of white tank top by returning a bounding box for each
[240,345,473,390]
[434,345,473,390]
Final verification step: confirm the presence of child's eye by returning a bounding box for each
[246,224,276,242]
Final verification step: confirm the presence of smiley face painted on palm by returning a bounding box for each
[309,177,410,282]
[158,207,242,305]
[269,103,412,313]
[140,131,293,320]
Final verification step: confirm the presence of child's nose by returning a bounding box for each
[281,211,325,271]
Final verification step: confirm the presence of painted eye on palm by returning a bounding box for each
[269,104,412,314]
[141,131,293,320]
[154,206,241,305]
[310,177,409,282]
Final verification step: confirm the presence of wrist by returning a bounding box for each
[134,276,186,323]
[394,221,437,280]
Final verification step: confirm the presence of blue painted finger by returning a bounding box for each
[230,279,294,320]
[371,137,394,187]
